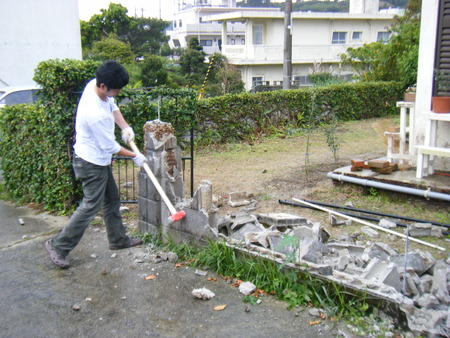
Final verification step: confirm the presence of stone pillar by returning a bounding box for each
[138,120,184,235]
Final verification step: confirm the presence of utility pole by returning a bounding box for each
[283,0,292,90]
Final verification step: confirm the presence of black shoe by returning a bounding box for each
[109,237,142,250]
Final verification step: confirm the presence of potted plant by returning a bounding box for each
[403,85,416,102]
[432,69,450,113]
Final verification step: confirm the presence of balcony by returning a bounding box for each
[222,44,359,65]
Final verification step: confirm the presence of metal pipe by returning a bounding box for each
[292,198,446,251]
[278,200,450,235]
[300,199,450,228]
[327,172,450,202]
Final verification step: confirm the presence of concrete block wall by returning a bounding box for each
[138,120,184,236]
[138,120,217,243]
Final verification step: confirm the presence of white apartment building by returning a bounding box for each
[169,0,399,91]
[206,6,397,90]
[167,0,275,55]
[0,0,82,88]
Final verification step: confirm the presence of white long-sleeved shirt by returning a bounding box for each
[73,79,122,166]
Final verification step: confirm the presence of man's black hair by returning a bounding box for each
[95,60,129,90]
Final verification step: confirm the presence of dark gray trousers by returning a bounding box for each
[52,155,128,257]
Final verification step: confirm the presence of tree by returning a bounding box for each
[203,53,245,96]
[140,55,169,87]
[85,34,134,63]
[80,3,170,58]
[126,18,170,56]
[178,38,207,86]
[81,3,131,50]
[340,0,421,88]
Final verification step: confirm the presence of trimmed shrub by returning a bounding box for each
[0,58,403,214]
[194,82,403,145]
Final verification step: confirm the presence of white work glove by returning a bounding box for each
[121,126,135,144]
[132,153,147,167]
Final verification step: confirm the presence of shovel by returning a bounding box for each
[129,140,186,224]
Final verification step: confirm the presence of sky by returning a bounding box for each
[77,0,176,21]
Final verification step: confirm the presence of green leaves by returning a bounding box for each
[0,57,403,215]
[195,82,403,146]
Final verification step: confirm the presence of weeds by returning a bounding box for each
[324,114,341,163]
[140,234,370,324]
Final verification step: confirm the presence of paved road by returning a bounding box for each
[0,200,351,337]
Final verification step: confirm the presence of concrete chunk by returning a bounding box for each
[239,282,256,295]
[361,226,379,238]
[327,243,365,257]
[230,213,259,231]
[337,255,350,271]
[379,218,397,229]
[268,234,297,256]
[228,191,251,207]
[366,242,398,261]
[431,260,450,303]
[362,258,402,292]
[191,180,213,211]
[256,212,307,228]
[409,223,432,237]
[430,226,443,238]
[390,251,436,276]
[419,274,433,294]
[300,241,330,264]
[231,222,265,242]
[415,293,440,309]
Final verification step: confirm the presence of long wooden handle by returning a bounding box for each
[129,141,177,215]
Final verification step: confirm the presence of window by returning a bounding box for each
[200,40,212,46]
[173,39,181,47]
[352,31,362,41]
[173,20,177,28]
[332,32,346,44]
[293,75,312,86]
[253,24,263,45]
[377,31,391,43]
[241,38,245,45]
[231,39,235,45]
[179,19,182,28]
[0,89,41,107]
[252,76,263,86]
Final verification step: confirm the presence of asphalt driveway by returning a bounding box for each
[0,200,351,337]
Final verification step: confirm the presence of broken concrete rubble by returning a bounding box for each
[409,222,444,238]
[137,120,450,336]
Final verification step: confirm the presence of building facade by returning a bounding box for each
[0,0,82,88]
[205,9,397,91]
[167,0,274,56]
[168,0,399,91]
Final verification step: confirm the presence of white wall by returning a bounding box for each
[414,0,449,170]
[0,0,82,87]
[221,14,393,90]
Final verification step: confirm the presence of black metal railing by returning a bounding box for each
[112,155,138,203]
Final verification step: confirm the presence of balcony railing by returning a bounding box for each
[223,44,360,64]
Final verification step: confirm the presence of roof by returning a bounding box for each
[202,10,396,22]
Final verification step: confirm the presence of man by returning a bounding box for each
[44,60,145,268]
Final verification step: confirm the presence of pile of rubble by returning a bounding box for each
[206,189,449,336]
[136,120,449,336]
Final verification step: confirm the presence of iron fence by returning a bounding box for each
[112,155,138,204]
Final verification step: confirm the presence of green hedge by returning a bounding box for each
[0,58,403,214]
[117,87,198,147]
[0,59,197,213]
[194,82,403,144]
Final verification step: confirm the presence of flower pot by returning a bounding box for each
[432,96,450,113]
[403,92,416,102]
